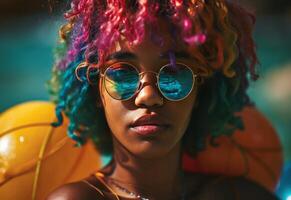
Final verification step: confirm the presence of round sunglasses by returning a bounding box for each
[100,62,198,101]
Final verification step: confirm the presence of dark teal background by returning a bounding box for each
[1,15,290,160]
[0,15,61,109]
[0,4,290,199]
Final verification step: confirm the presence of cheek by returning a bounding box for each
[100,86,135,146]
[171,90,197,135]
[99,77,197,157]
[102,93,126,132]
[99,81,122,134]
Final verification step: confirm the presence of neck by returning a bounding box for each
[102,138,184,199]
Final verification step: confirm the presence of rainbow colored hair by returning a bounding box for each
[48,0,258,156]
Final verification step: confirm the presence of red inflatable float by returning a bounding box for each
[0,102,283,200]
[182,106,283,192]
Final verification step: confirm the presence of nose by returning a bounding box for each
[134,72,164,108]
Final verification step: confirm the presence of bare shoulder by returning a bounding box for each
[185,172,279,200]
[45,178,105,200]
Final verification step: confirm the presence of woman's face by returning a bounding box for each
[99,21,199,159]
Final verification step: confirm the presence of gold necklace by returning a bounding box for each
[95,172,121,200]
[106,178,150,200]
[102,173,187,200]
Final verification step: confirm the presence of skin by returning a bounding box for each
[97,19,199,199]
[46,19,279,200]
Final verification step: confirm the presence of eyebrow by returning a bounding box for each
[105,50,191,61]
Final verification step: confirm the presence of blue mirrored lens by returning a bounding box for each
[158,64,194,100]
[104,64,139,100]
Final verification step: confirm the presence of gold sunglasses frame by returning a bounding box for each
[99,61,198,102]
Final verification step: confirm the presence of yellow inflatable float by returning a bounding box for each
[0,101,101,200]
[0,102,283,199]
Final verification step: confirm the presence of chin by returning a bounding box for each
[129,140,176,159]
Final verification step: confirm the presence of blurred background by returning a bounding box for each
[0,0,290,199]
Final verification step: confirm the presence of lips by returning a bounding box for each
[130,114,170,135]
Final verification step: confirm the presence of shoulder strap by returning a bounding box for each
[81,179,106,197]
[82,172,121,200]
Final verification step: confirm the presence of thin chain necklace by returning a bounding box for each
[107,178,150,200]
[104,173,187,200]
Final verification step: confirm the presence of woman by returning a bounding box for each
[46,0,279,199]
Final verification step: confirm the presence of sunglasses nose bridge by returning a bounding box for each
[138,71,159,85]
[136,71,161,97]
[135,71,164,107]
